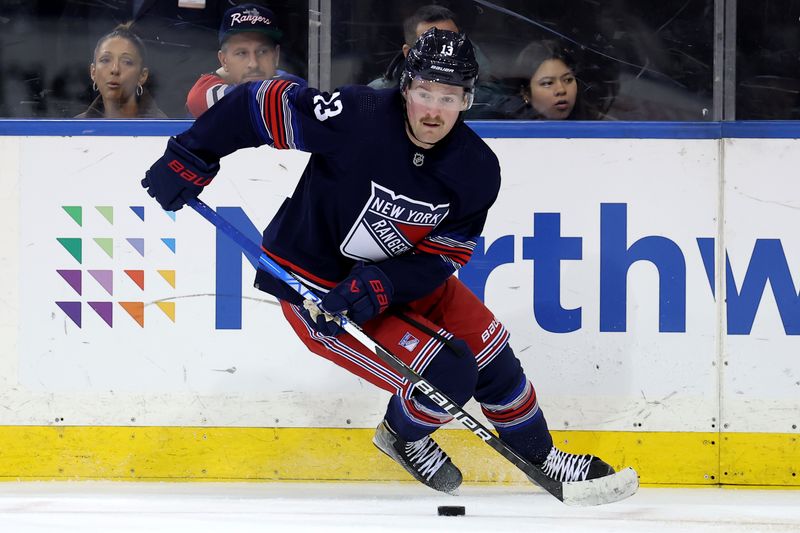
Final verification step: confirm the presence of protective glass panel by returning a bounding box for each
[736,0,800,120]
[0,1,307,118]
[331,0,714,121]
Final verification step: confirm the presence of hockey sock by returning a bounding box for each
[384,395,450,442]
[475,346,553,464]
[384,338,477,442]
[485,377,553,465]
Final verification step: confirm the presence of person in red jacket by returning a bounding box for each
[185,3,304,118]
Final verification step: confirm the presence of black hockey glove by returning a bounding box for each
[141,137,219,211]
[301,264,394,336]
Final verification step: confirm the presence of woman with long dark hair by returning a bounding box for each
[76,22,166,118]
[511,40,601,120]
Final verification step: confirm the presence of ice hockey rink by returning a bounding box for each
[0,481,797,533]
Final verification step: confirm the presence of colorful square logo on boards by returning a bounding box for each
[55,205,177,328]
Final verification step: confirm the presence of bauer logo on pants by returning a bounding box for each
[340,182,450,262]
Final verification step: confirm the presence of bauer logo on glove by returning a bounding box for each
[322,264,393,325]
[167,159,215,187]
[299,263,394,336]
[141,137,220,211]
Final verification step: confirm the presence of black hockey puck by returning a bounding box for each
[437,505,466,516]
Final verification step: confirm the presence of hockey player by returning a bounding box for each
[142,28,615,494]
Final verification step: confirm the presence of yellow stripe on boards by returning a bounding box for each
[0,427,795,486]
[437,430,721,485]
[720,433,799,486]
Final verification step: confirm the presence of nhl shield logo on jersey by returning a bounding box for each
[340,182,450,262]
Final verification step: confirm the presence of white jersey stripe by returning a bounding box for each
[255,82,275,145]
[427,235,477,251]
[281,89,296,150]
[206,83,230,109]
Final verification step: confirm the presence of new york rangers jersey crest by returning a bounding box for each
[341,182,450,262]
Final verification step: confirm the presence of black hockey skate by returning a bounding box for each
[537,446,615,482]
[373,420,462,494]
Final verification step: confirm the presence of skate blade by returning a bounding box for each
[560,467,639,506]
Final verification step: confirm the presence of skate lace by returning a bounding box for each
[540,447,593,482]
[404,437,448,481]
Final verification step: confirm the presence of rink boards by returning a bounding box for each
[0,121,797,486]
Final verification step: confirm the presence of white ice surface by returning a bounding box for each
[0,481,798,533]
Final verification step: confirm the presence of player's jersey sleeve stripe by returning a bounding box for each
[415,236,476,267]
[206,83,229,109]
[266,79,289,149]
[416,240,474,261]
[267,80,285,146]
[254,79,297,150]
[281,88,298,150]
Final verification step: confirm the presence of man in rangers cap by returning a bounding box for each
[186,3,304,117]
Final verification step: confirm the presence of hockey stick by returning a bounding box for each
[187,197,638,506]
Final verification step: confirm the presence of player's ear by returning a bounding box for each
[89,63,96,81]
[138,67,149,87]
[402,44,411,57]
[218,50,226,70]
[274,44,281,67]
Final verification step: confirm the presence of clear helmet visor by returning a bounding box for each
[404,77,474,111]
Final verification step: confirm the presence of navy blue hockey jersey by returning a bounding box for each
[177,79,501,303]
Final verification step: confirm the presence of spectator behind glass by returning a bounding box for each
[368,5,460,90]
[508,40,600,120]
[366,4,499,120]
[186,3,305,118]
[75,22,166,119]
